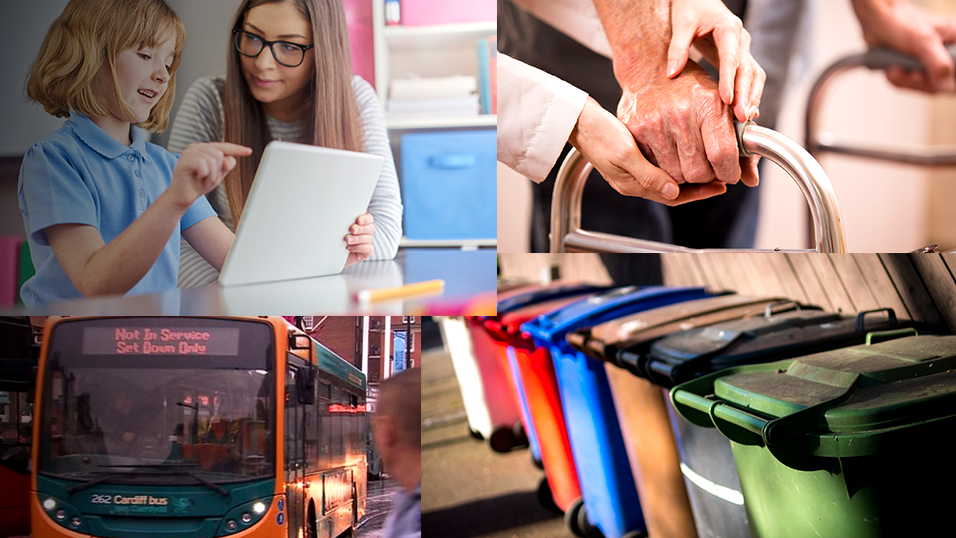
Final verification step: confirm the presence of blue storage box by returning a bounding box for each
[400,130,496,240]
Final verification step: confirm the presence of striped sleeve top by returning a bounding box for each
[167,75,403,288]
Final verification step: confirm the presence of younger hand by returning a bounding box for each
[344,213,375,268]
[666,0,766,122]
[169,142,252,210]
[853,0,956,93]
[570,97,728,205]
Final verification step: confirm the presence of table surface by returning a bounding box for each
[5,249,496,315]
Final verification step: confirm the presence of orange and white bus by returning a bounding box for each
[30,316,367,538]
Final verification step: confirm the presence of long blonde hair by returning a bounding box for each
[25,0,186,132]
[223,0,365,226]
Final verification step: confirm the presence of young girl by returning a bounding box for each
[168,0,403,288]
[17,0,253,306]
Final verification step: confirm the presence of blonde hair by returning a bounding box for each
[25,0,186,132]
[223,0,365,226]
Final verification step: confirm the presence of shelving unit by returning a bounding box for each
[385,114,496,130]
[371,1,497,249]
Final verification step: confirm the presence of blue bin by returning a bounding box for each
[521,286,714,538]
[400,130,496,240]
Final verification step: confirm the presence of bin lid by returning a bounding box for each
[576,295,791,364]
[520,286,711,349]
[496,282,613,315]
[486,293,604,349]
[645,307,903,388]
[706,334,956,460]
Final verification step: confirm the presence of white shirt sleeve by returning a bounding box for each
[497,53,589,182]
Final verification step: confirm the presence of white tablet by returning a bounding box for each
[218,141,384,287]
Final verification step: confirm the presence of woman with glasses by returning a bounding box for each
[168,0,402,287]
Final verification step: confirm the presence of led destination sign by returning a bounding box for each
[82,327,240,356]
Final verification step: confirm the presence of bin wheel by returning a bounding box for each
[489,427,516,453]
[577,505,605,538]
[468,426,483,440]
[536,476,560,513]
[513,422,530,447]
[565,498,586,538]
[531,452,544,470]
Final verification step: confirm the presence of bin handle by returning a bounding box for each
[551,121,846,253]
[865,328,918,345]
[854,308,897,332]
[670,389,771,446]
[763,300,802,319]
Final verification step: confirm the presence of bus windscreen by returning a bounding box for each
[38,318,276,486]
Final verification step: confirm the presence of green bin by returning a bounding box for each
[671,332,956,538]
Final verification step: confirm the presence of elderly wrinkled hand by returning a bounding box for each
[617,60,759,188]
[852,0,956,93]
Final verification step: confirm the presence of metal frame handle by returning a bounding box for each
[805,45,956,166]
[551,121,846,253]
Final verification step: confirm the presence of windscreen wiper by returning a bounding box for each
[61,464,230,497]
[97,463,229,497]
[65,474,114,495]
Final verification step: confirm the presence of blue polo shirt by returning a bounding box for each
[17,112,216,307]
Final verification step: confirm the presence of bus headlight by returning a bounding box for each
[37,494,86,533]
[218,497,272,536]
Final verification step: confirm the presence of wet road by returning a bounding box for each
[357,477,402,538]
[422,345,567,538]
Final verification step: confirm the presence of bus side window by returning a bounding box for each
[318,382,331,470]
[304,380,319,475]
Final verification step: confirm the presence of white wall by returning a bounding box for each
[497,161,530,252]
[153,0,237,148]
[0,0,72,157]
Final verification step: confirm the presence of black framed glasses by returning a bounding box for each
[233,28,314,68]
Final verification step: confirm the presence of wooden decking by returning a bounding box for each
[497,253,956,332]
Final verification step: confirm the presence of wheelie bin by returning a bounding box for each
[483,285,612,536]
[628,307,910,538]
[521,286,714,538]
[671,332,956,538]
[437,316,525,451]
[567,295,796,538]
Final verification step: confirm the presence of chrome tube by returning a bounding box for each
[805,52,956,166]
[551,122,847,253]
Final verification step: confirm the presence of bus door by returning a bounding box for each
[284,365,304,537]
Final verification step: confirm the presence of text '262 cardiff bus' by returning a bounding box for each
[31,316,367,538]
